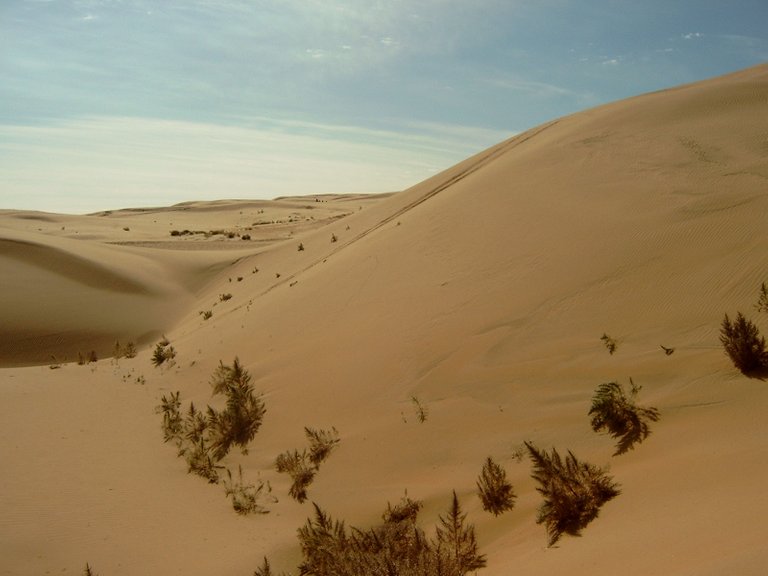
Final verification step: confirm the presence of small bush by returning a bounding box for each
[476,457,516,516]
[720,312,768,373]
[158,391,183,443]
[151,338,176,367]
[589,379,660,455]
[200,310,213,320]
[412,396,428,423]
[276,449,316,503]
[298,242,304,251]
[600,333,617,355]
[223,465,274,515]
[756,282,768,313]
[219,293,232,302]
[305,426,340,466]
[113,340,137,359]
[525,442,620,546]
[276,427,340,502]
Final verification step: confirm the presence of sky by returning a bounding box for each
[1,1,767,213]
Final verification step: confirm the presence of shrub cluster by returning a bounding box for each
[158,357,266,484]
[291,493,485,576]
[276,427,340,502]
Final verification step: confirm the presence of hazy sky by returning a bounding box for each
[2,0,767,213]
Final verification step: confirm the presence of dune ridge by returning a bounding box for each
[1,64,767,575]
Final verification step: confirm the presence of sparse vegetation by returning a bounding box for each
[298,242,304,251]
[83,563,98,576]
[412,395,428,423]
[78,350,98,365]
[113,340,137,359]
[200,310,213,320]
[223,465,275,515]
[294,492,486,576]
[720,312,768,374]
[600,333,617,355]
[219,293,232,302]
[275,449,316,503]
[276,427,340,502]
[156,358,266,486]
[151,337,176,367]
[525,442,620,546]
[331,233,337,243]
[207,358,267,459]
[755,282,768,313]
[476,457,516,516]
[589,379,660,455]
[305,426,340,466]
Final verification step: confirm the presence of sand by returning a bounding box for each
[1,63,767,575]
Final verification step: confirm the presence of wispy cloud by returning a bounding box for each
[0,115,508,213]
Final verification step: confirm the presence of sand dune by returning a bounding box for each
[1,64,768,575]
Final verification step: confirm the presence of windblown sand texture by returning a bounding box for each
[1,64,767,575]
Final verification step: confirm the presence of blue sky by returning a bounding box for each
[2,0,767,213]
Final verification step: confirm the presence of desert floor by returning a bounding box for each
[2,64,768,575]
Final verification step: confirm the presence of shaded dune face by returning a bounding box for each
[0,237,153,294]
[0,232,191,366]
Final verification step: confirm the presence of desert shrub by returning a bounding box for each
[200,310,213,320]
[177,403,222,483]
[296,492,486,576]
[305,426,340,466]
[756,282,768,313]
[331,233,337,243]
[156,359,265,485]
[298,242,305,251]
[241,234,251,241]
[476,457,516,516]
[83,564,98,576]
[600,333,617,355]
[223,465,274,515]
[276,427,341,502]
[412,396,428,423]
[158,391,183,443]
[207,358,266,460]
[720,312,768,373]
[113,340,137,359]
[219,293,232,302]
[275,449,316,503]
[589,379,660,456]
[151,338,176,367]
[525,442,620,546]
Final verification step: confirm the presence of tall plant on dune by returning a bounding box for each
[525,442,620,546]
[720,312,768,374]
[208,357,266,460]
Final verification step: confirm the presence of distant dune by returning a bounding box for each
[1,64,767,575]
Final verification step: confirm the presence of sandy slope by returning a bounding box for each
[1,64,768,575]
